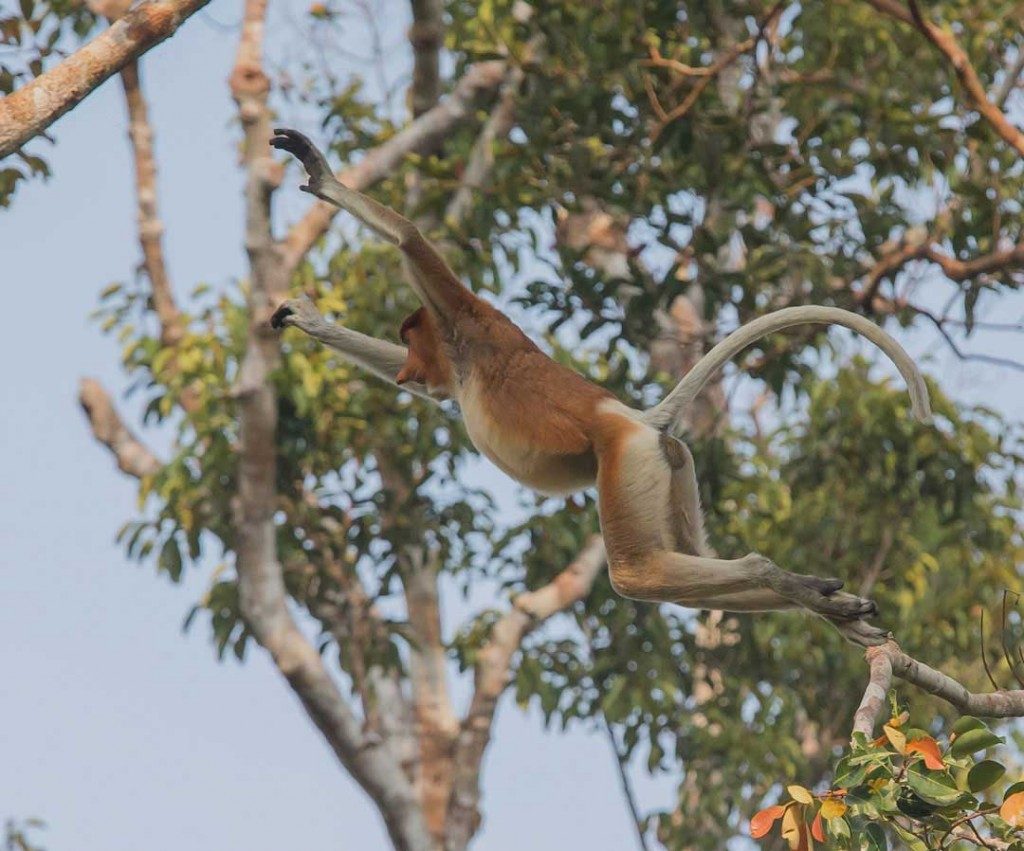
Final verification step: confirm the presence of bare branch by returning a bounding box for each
[851,645,894,739]
[852,638,1024,743]
[445,536,607,850]
[444,63,524,226]
[865,0,1024,157]
[279,60,506,273]
[0,0,210,158]
[603,715,651,851]
[407,0,444,118]
[78,378,161,478]
[227,5,431,849]
[118,61,183,346]
[83,0,183,346]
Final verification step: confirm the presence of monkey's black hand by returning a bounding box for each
[270,295,324,332]
[270,128,334,190]
[269,303,293,330]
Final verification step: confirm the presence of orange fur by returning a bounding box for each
[271,126,890,645]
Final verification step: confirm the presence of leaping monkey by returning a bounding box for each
[269,128,932,647]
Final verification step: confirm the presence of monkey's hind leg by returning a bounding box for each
[597,425,886,645]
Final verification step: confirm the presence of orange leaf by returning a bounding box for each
[906,737,944,771]
[750,805,786,839]
[1001,791,1024,826]
[811,811,825,843]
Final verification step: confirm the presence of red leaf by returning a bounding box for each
[906,736,945,771]
[811,812,825,843]
[750,805,786,840]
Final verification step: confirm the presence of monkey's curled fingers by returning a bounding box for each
[270,295,324,331]
[755,556,879,620]
[829,617,890,648]
[270,128,334,192]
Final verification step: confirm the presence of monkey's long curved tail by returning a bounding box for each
[642,306,932,437]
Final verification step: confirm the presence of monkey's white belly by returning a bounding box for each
[458,382,595,495]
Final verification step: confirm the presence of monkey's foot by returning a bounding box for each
[270,128,334,191]
[757,559,879,620]
[270,295,323,331]
[829,617,890,648]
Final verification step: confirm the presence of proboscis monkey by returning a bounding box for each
[269,128,932,647]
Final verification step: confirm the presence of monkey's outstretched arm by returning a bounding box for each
[643,306,932,437]
[270,128,474,322]
[271,296,442,404]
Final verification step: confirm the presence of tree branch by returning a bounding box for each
[227,5,431,849]
[864,0,1024,157]
[407,0,444,118]
[118,60,183,346]
[444,536,607,850]
[851,645,894,739]
[0,0,210,159]
[78,378,161,478]
[994,47,1024,110]
[279,60,506,273]
[641,0,785,142]
[851,639,1024,741]
[443,63,524,226]
[85,0,182,345]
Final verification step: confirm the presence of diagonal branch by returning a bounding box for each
[443,63,524,226]
[994,47,1024,110]
[864,0,1024,157]
[0,0,210,159]
[444,536,607,851]
[78,378,161,478]
[407,0,445,118]
[279,60,506,273]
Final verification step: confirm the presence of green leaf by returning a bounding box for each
[968,760,1006,793]
[158,536,183,582]
[951,716,986,736]
[950,728,1004,758]
[862,821,888,850]
[905,767,965,806]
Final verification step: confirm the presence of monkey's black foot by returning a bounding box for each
[830,617,890,647]
[270,303,293,329]
[270,128,334,185]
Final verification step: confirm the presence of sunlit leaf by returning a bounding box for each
[788,785,814,805]
[905,736,944,770]
[1000,790,1024,826]
[750,805,786,839]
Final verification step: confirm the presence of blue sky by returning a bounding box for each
[3,2,1024,850]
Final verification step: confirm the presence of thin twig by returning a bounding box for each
[981,609,1001,691]
[603,719,652,851]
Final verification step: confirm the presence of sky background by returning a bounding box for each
[3,2,1024,850]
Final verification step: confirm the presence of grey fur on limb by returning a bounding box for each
[270,296,440,404]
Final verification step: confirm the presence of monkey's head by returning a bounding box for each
[397,308,452,393]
